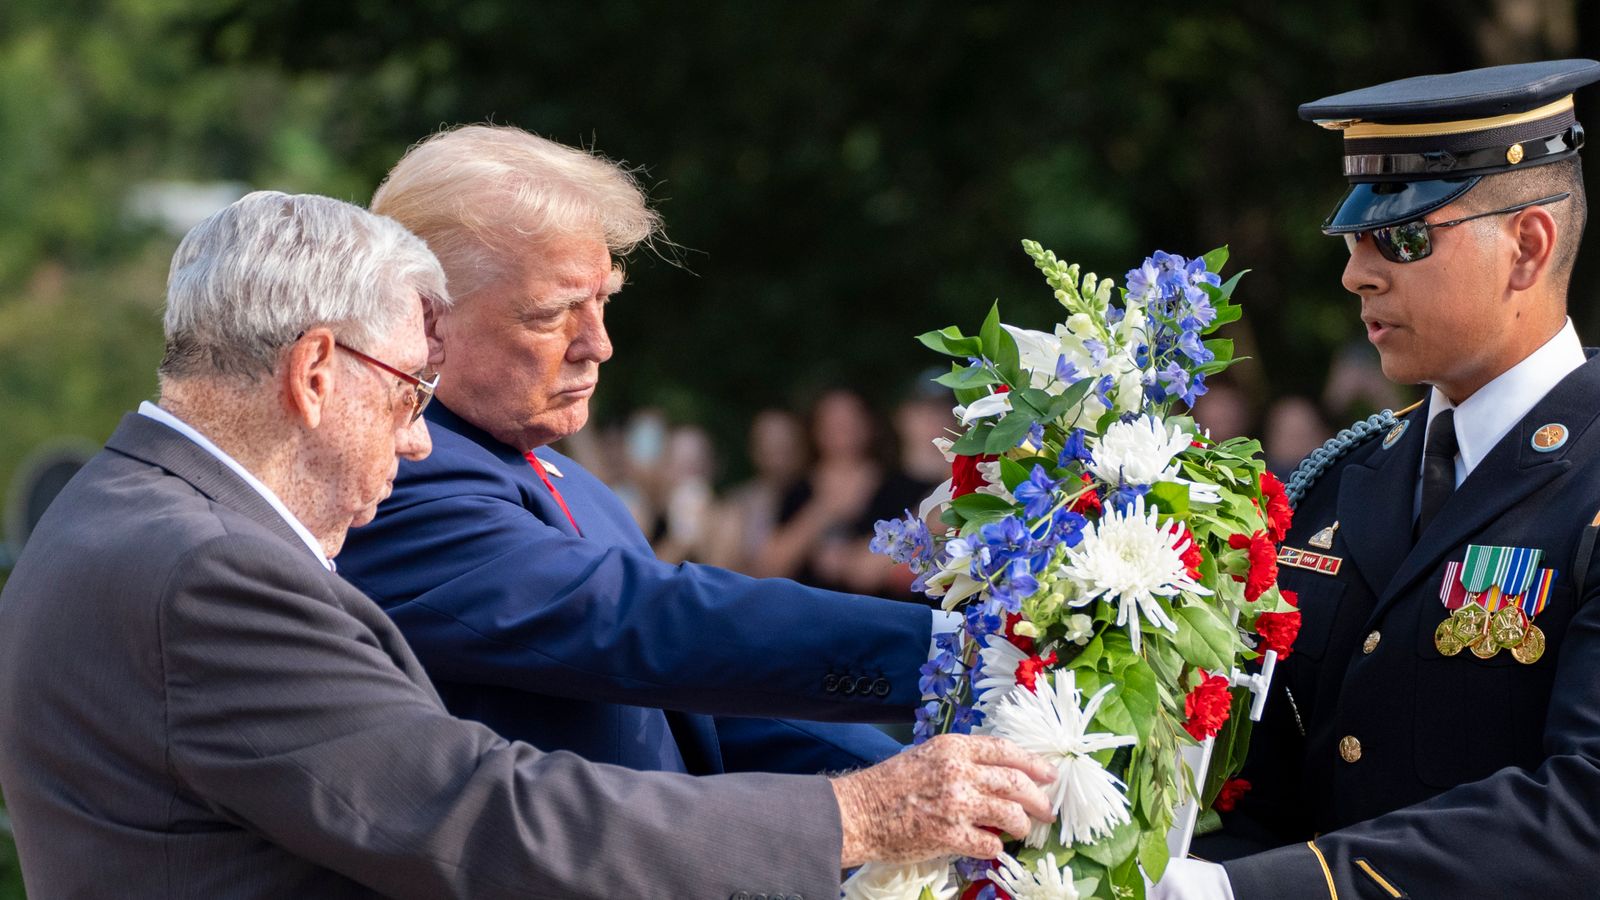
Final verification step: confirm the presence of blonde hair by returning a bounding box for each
[372,124,662,299]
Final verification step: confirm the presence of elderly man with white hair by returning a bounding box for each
[0,190,1055,899]
[340,125,959,779]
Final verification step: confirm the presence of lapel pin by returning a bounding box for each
[1382,420,1409,449]
[1309,521,1339,549]
[1531,423,1568,453]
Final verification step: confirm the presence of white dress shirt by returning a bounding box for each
[1422,318,1586,488]
[138,401,334,572]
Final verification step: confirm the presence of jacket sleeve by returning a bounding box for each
[161,534,844,900]
[1222,584,1600,900]
[341,458,932,721]
[714,716,906,775]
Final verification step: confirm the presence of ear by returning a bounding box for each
[282,329,340,429]
[1507,205,1558,293]
[423,297,447,369]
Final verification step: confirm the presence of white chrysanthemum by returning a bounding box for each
[987,670,1136,848]
[974,460,1016,503]
[989,852,1081,900]
[1058,496,1210,653]
[842,859,957,900]
[1088,415,1191,485]
[973,635,1030,713]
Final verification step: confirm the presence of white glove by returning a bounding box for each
[1147,858,1236,900]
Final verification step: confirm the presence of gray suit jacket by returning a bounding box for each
[0,413,842,899]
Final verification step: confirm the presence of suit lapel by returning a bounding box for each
[424,403,584,538]
[1335,407,1425,600]
[1370,354,1600,621]
[105,413,310,556]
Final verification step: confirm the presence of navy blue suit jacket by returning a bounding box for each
[1203,353,1600,898]
[339,404,926,776]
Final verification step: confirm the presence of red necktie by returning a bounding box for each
[524,452,582,536]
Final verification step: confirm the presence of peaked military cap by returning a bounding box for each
[1300,59,1600,233]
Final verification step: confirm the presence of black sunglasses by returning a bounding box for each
[1339,192,1571,264]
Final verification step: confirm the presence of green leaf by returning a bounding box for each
[1139,822,1172,884]
[1201,245,1230,274]
[934,362,1002,390]
[915,326,983,358]
[1065,635,1103,669]
[999,456,1032,492]
[950,491,1014,517]
[984,411,1037,455]
[1095,659,1160,742]
[1015,387,1054,418]
[951,425,991,455]
[1217,268,1248,300]
[979,302,1005,362]
[1209,300,1243,328]
[1173,603,1237,673]
[1147,480,1191,517]
[1203,338,1234,364]
[1075,817,1140,867]
[1046,377,1095,421]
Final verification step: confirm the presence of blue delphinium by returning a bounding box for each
[912,700,943,744]
[869,509,935,572]
[1013,464,1061,520]
[1059,428,1093,466]
[1105,480,1152,514]
[948,705,985,735]
[1125,250,1220,409]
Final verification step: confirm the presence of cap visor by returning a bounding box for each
[1321,178,1480,233]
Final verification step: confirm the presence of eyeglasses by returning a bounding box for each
[335,341,439,424]
[1340,192,1571,264]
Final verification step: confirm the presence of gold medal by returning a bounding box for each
[1434,619,1465,656]
[1471,635,1500,659]
[1452,605,1489,644]
[1489,606,1529,649]
[1511,625,1546,665]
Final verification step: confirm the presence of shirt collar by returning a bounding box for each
[1423,317,1585,482]
[138,401,335,572]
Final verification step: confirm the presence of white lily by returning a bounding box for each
[955,391,1012,425]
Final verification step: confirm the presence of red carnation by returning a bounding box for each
[1014,651,1058,693]
[1003,612,1035,654]
[952,452,999,498]
[1260,471,1293,543]
[1228,531,1279,603]
[1071,472,1102,516]
[1256,588,1302,660]
[1183,671,1233,741]
[1178,526,1205,580]
[1214,778,1252,813]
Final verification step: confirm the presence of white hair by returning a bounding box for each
[159,190,451,380]
[371,124,662,300]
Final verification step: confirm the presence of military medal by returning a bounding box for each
[1512,625,1547,664]
[1436,547,1558,665]
[1433,618,1465,656]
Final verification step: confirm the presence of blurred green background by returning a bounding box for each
[0,1,1594,892]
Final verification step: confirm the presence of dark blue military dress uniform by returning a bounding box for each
[1204,60,1600,898]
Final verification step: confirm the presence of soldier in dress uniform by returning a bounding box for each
[1160,59,1600,900]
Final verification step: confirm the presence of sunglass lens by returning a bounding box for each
[1378,222,1431,263]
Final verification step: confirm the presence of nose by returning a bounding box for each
[567,297,614,365]
[397,415,432,462]
[1340,234,1389,297]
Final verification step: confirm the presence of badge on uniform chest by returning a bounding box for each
[1434,544,1557,664]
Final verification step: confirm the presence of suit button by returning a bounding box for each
[840,677,857,695]
[872,677,891,697]
[853,675,873,695]
[751,894,768,900]
[823,674,839,693]
[1362,631,1381,654]
[730,893,749,900]
[1339,735,1362,763]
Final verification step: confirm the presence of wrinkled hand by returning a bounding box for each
[830,734,1056,868]
[1147,859,1236,900]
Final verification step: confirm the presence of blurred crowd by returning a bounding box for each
[558,343,1414,606]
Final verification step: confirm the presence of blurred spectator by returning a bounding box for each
[651,425,718,563]
[1323,341,1408,423]
[753,389,885,590]
[1264,396,1333,479]
[613,408,670,532]
[703,409,809,573]
[1191,379,1255,443]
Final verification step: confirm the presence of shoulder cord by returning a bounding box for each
[1284,410,1398,509]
